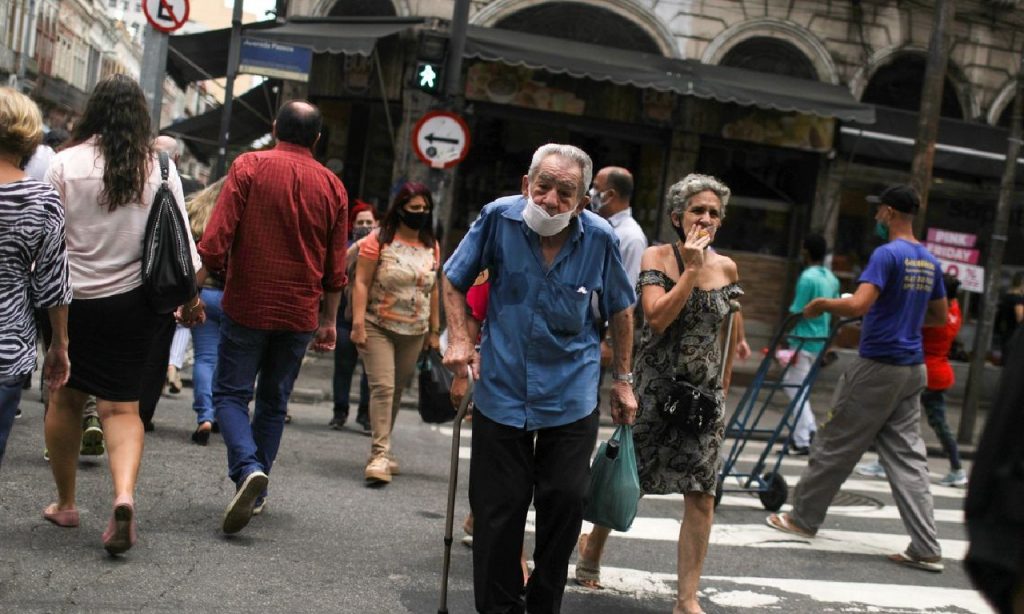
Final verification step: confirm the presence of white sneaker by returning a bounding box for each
[939,469,967,487]
[855,461,887,479]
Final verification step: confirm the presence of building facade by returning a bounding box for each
[173,0,1024,333]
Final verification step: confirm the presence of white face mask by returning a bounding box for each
[588,187,606,212]
[522,199,574,237]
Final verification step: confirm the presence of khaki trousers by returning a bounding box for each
[360,320,425,458]
[790,355,941,559]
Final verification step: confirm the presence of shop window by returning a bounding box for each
[695,140,818,258]
[862,54,964,119]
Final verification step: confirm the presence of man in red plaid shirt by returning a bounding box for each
[198,100,348,535]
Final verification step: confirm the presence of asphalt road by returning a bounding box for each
[0,359,989,614]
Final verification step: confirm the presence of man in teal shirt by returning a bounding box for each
[783,234,839,454]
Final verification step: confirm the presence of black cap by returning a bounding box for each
[866,184,920,214]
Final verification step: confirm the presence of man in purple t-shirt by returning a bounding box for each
[765,184,949,573]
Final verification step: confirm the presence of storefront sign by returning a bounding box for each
[925,242,980,265]
[465,64,585,116]
[144,0,189,33]
[927,228,977,248]
[412,111,470,169]
[938,259,985,294]
[720,109,834,152]
[239,38,313,82]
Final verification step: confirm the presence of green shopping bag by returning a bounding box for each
[582,425,641,532]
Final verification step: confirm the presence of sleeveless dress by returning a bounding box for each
[632,268,743,496]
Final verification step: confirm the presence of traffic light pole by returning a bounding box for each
[444,0,470,104]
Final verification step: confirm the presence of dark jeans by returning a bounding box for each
[214,315,314,485]
[332,323,368,421]
[469,409,599,614]
[0,374,26,470]
[921,388,961,471]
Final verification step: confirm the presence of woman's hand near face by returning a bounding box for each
[681,223,712,269]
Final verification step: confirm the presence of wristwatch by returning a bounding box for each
[611,372,634,385]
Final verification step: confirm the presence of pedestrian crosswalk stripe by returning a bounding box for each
[716,494,964,523]
[565,566,991,612]
[526,513,967,560]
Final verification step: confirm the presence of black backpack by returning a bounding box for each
[141,152,196,314]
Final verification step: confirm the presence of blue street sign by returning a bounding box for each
[239,37,313,82]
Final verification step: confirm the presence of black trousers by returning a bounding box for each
[469,408,599,614]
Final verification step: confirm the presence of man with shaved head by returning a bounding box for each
[198,100,349,535]
[590,166,646,288]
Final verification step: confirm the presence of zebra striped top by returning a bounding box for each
[0,177,73,379]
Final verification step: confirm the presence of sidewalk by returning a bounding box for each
[199,347,991,461]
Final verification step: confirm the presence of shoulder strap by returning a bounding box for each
[158,151,169,184]
[671,242,686,278]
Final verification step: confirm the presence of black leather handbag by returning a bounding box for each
[141,152,196,314]
[417,349,456,423]
[661,377,718,433]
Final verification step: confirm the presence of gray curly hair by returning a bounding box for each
[527,143,593,201]
[667,173,731,217]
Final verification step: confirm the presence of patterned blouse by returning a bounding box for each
[0,178,73,379]
[359,230,439,336]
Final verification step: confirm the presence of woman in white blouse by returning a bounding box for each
[43,75,202,555]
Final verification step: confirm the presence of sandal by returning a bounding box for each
[765,513,815,538]
[888,550,944,573]
[574,533,602,589]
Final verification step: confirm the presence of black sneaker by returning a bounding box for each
[14,408,22,419]
[222,471,269,534]
[328,414,347,430]
[789,445,810,456]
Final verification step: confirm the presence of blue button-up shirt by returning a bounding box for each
[444,195,636,430]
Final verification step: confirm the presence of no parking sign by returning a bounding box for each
[143,0,189,33]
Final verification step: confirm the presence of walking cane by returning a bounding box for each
[721,300,741,385]
[439,370,474,614]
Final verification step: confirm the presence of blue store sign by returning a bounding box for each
[239,37,313,82]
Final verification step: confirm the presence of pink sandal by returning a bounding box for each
[42,503,79,528]
[765,513,815,538]
[102,496,137,555]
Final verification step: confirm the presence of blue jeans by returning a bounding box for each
[214,315,314,486]
[0,374,26,470]
[191,288,224,425]
[921,388,961,471]
[332,323,369,420]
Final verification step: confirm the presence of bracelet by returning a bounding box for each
[430,327,441,335]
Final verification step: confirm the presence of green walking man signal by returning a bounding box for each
[414,61,443,95]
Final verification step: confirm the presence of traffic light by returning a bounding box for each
[413,32,447,95]
[414,61,442,94]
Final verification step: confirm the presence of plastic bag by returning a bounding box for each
[583,425,641,532]
[417,349,455,423]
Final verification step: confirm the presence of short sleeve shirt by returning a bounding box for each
[443,196,636,430]
[359,230,440,336]
[788,265,840,355]
[858,239,945,365]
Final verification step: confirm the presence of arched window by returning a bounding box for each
[494,2,660,54]
[998,97,1017,127]
[720,37,817,81]
[862,54,964,119]
[328,0,396,17]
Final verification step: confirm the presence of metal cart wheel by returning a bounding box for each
[714,477,724,508]
[758,472,788,511]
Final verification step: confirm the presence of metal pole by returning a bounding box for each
[215,0,245,180]
[959,48,1024,444]
[444,0,470,103]
[14,0,37,92]
[140,25,169,135]
[909,0,955,230]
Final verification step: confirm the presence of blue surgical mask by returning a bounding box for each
[874,221,890,241]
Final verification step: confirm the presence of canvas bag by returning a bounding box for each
[141,152,196,314]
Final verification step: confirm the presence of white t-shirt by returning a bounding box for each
[46,137,201,299]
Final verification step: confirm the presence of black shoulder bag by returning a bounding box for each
[658,244,738,434]
[141,152,197,314]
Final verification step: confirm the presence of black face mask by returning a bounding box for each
[399,209,431,230]
[352,226,373,240]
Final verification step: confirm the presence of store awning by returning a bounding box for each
[161,81,279,164]
[167,17,423,88]
[463,26,875,124]
[838,105,1024,180]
